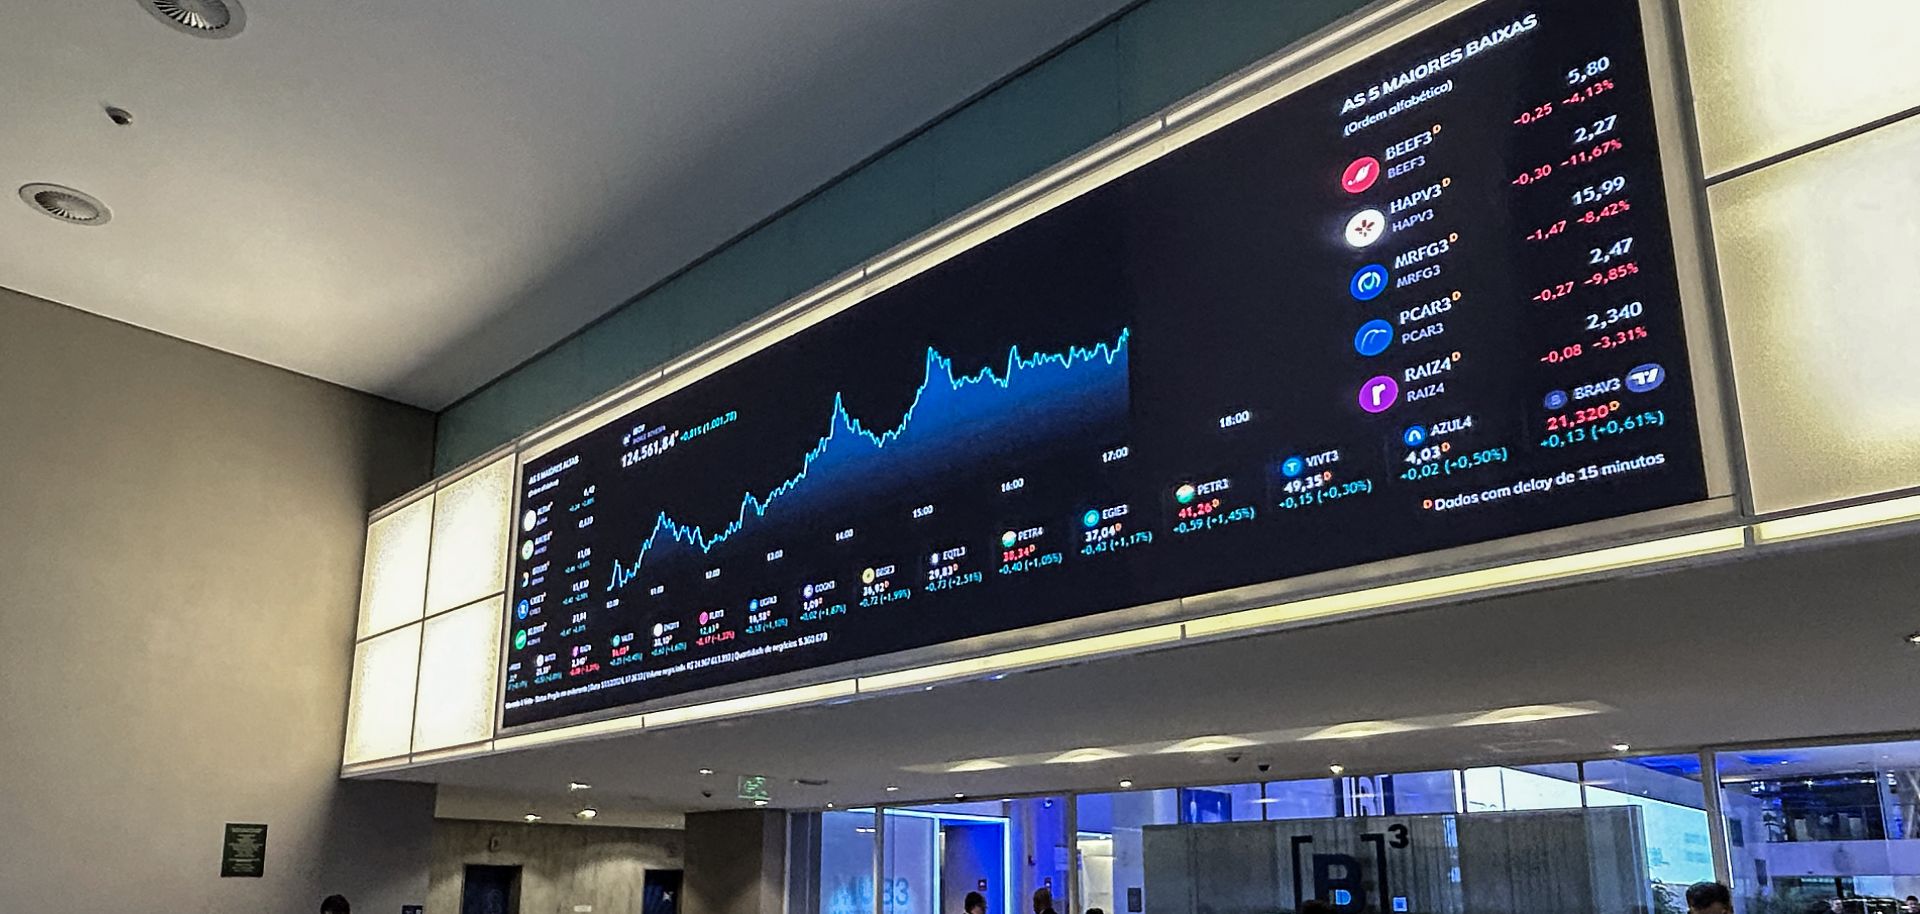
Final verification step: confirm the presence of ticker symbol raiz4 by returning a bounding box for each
[604,330,1132,592]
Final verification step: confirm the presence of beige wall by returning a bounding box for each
[0,287,439,911]
[429,819,686,914]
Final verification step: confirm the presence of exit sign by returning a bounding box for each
[738,775,772,803]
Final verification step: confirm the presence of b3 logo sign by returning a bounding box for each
[1289,824,1412,914]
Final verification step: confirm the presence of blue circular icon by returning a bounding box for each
[1544,389,1570,410]
[803,584,815,599]
[1403,426,1428,447]
[1354,319,1395,357]
[1350,264,1390,301]
[1082,509,1101,528]
[1281,456,1305,478]
[516,599,529,620]
[1626,362,1666,393]
[749,598,759,611]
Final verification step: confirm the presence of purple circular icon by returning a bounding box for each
[1358,375,1400,413]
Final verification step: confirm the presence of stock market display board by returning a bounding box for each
[503,0,1709,728]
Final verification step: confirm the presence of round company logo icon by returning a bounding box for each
[748,598,759,611]
[1354,319,1395,357]
[1345,209,1388,248]
[1342,156,1382,194]
[1544,389,1570,410]
[1174,484,1197,505]
[1082,509,1101,529]
[519,540,535,561]
[699,611,710,625]
[522,509,538,532]
[652,622,664,638]
[1000,531,1018,549]
[861,567,878,585]
[513,630,528,650]
[803,583,815,599]
[1358,375,1400,414]
[1281,456,1306,479]
[516,599,530,620]
[1403,426,1429,447]
[1350,264,1390,301]
[1626,362,1667,393]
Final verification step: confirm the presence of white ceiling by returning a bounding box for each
[0,0,1135,407]
[390,529,1920,825]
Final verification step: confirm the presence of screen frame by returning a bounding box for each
[486,0,1742,738]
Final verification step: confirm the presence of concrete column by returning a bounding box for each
[686,810,788,914]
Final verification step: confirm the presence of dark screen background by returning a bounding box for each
[503,0,1709,728]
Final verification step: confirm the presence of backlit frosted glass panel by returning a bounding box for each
[343,623,421,765]
[425,455,514,615]
[412,596,503,753]
[1682,0,1920,175]
[356,496,432,639]
[1710,116,1920,513]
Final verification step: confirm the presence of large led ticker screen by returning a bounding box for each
[504,0,1709,727]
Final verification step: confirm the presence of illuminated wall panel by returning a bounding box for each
[343,623,421,765]
[424,455,514,616]
[1710,116,1920,513]
[412,596,504,753]
[1680,0,1920,175]
[356,496,432,639]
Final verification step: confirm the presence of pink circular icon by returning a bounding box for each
[699,611,710,625]
[1342,157,1382,195]
[1358,375,1400,413]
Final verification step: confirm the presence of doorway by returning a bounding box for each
[461,864,522,914]
[644,869,684,914]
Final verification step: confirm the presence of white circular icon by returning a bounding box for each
[1345,209,1387,248]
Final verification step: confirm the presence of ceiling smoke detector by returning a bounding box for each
[20,184,112,226]
[139,0,246,37]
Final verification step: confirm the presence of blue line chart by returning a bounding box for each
[606,329,1131,592]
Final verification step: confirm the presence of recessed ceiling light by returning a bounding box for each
[1906,631,1920,645]
[885,785,900,793]
[1456,703,1602,727]
[523,813,542,823]
[139,0,246,38]
[752,799,769,807]
[1157,736,1257,755]
[948,759,1009,773]
[1610,743,1632,753]
[568,781,592,792]
[1117,779,1134,789]
[1300,720,1425,741]
[698,768,715,776]
[19,184,111,226]
[1329,764,1346,775]
[953,793,967,800]
[1046,748,1128,765]
[826,802,836,809]
[575,808,598,820]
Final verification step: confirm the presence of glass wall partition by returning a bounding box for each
[805,745,1920,914]
[1716,739,1920,914]
[879,797,1071,914]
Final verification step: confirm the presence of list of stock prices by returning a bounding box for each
[502,0,1709,728]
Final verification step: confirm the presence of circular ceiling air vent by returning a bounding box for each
[19,184,113,226]
[139,0,245,38]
